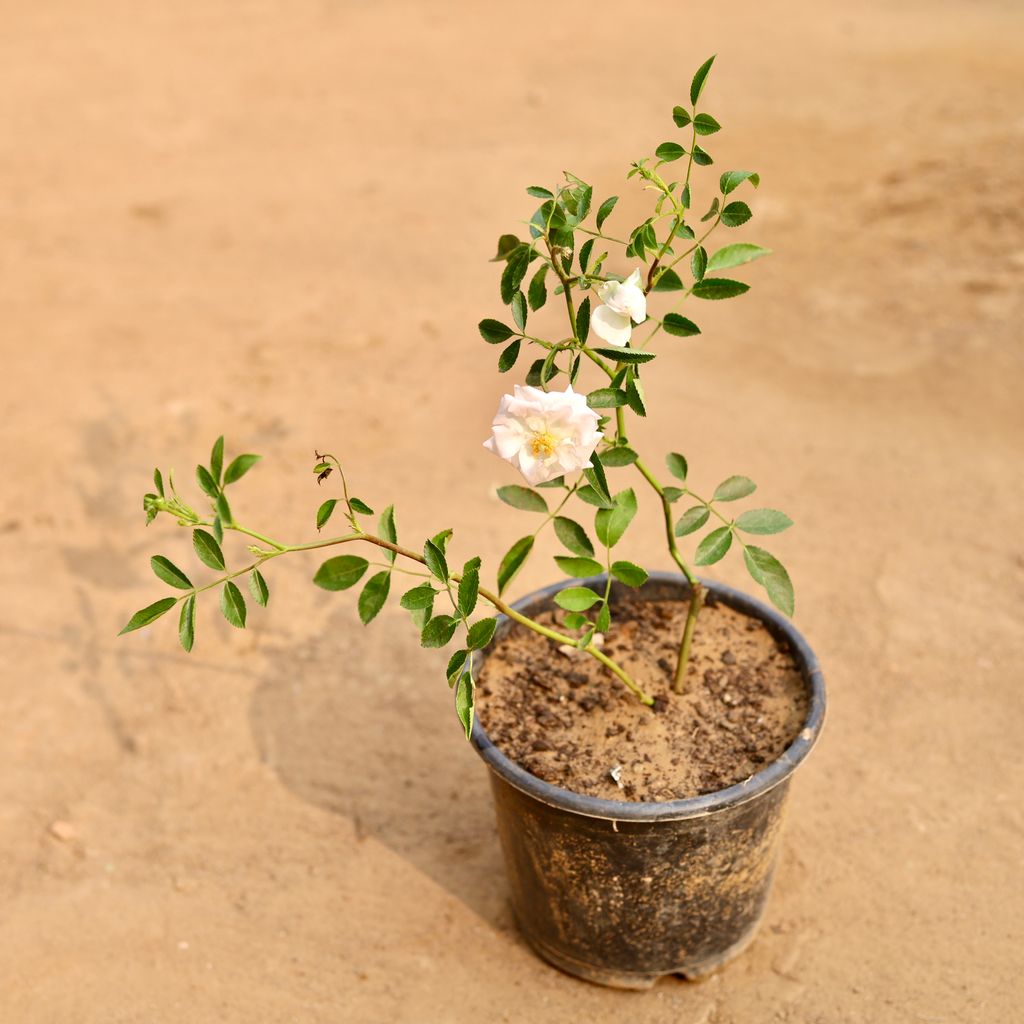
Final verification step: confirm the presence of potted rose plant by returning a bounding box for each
[120,55,825,989]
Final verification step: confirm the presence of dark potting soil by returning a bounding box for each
[476,594,809,802]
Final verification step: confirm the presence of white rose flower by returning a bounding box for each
[591,268,647,347]
[483,384,604,486]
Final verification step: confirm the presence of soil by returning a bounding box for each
[479,595,809,801]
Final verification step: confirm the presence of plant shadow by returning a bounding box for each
[248,604,510,924]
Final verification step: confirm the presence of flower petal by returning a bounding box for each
[591,305,632,347]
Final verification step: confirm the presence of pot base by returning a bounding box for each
[520,909,764,990]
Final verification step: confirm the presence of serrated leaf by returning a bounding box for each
[735,508,793,534]
[692,277,750,300]
[591,347,656,364]
[575,296,591,343]
[744,546,795,615]
[554,586,602,612]
[563,611,588,630]
[118,597,177,636]
[455,672,475,739]
[596,195,618,230]
[212,515,223,543]
[196,464,219,498]
[600,446,638,467]
[579,238,594,273]
[511,290,528,331]
[349,497,374,516]
[249,569,269,607]
[663,486,686,503]
[662,314,701,337]
[701,196,720,223]
[652,268,684,292]
[666,452,688,482]
[151,555,192,590]
[720,170,760,195]
[192,529,225,570]
[595,602,611,633]
[223,454,261,485]
[497,535,534,595]
[479,319,515,345]
[595,488,638,549]
[576,485,616,509]
[317,498,338,530]
[528,265,548,311]
[500,246,531,305]
[498,338,521,373]
[690,54,716,105]
[458,563,479,618]
[446,648,469,686]
[220,581,246,629]
[693,112,721,135]
[358,571,391,625]
[210,436,224,484]
[587,387,628,409]
[714,475,757,501]
[610,560,648,587]
[672,106,692,128]
[467,617,498,650]
[706,243,771,273]
[178,594,195,652]
[720,201,752,227]
[527,185,553,199]
[656,141,685,162]
[496,485,547,513]
[554,555,604,578]
[625,377,646,417]
[313,555,369,591]
[379,505,397,563]
[691,245,707,282]
[583,453,612,504]
[423,540,448,582]
[491,233,521,261]
[214,491,232,526]
[430,528,453,554]
[553,516,595,558]
[692,145,713,166]
[400,583,436,610]
[674,505,710,536]
[694,527,733,566]
[422,614,458,648]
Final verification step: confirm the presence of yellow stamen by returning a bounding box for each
[529,432,556,458]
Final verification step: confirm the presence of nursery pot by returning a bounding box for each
[470,572,825,989]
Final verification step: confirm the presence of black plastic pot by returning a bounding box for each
[470,572,825,989]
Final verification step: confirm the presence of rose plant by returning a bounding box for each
[120,55,795,741]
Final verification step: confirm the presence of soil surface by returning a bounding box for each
[479,596,808,801]
[2,2,1022,1022]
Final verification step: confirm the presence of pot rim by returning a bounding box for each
[469,571,826,822]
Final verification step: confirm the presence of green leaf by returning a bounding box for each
[596,195,618,230]
[313,555,369,591]
[672,106,692,128]
[153,468,165,497]
[587,388,628,409]
[595,488,638,548]
[575,296,591,343]
[212,515,223,544]
[379,505,397,563]
[662,314,701,337]
[583,452,612,505]
[511,290,528,332]
[591,347,656,364]
[498,339,521,373]
[317,498,338,531]
[224,454,261,485]
[151,555,192,590]
[528,265,548,311]
[178,594,195,652]
[214,492,232,526]
[196,464,219,499]
[349,498,374,515]
[600,446,638,467]
[625,377,646,417]
[576,485,616,509]
[553,516,595,557]
[744,546,795,616]
[358,571,391,625]
[455,672,475,739]
[611,561,648,587]
[720,201,752,227]
[663,486,686,503]
[554,586,602,612]
[423,540,449,583]
[652,268,684,292]
[692,145,713,166]
[714,475,757,501]
[694,526,733,566]
[693,113,721,135]
[192,529,225,570]
[421,614,458,648]
[446,648,468,687]
[497,485,548,513]
[579,238,595,273]
[491,233,521,261]
[720,170,760,195]
[656,141,686,162]
[430,528,453,554]
[595,602,611,633]
[478,319,515,345]
[118,597,177,636]
[526,185,553,199]
[692,277,750,300]
[249,569,269,607]
[690,54,716,105]
[701,197,720,223]
[467,617,498,650]
[554,555,604,577]
[736,508,793,534]
[458,561,480,618]
[210,436,224,484]
[500,246,531,305]
[220,581,246,629]
[497,535,534,595]
[675,505,710,536]
[706,243,772,273]
[400,583,436,610]
[666,452,688,482]
[691,245,707,282]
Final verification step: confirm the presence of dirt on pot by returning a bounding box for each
[477,594,809,802]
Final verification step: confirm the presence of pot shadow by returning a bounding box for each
[248,604,510,924]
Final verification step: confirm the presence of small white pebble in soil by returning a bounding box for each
[609,764,624,788]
